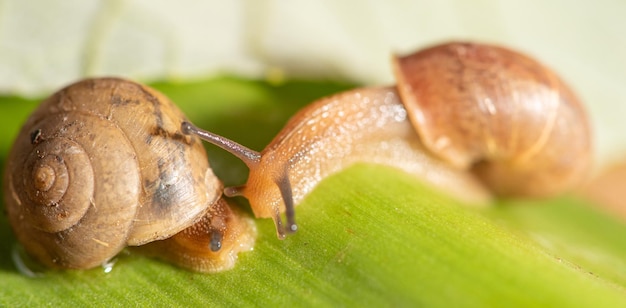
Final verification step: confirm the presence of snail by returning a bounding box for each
[3,78,256,272]
[181,42,592,237]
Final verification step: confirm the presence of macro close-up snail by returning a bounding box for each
[2,41,592,273]
[3,78,256,273]
[183,41,592,237]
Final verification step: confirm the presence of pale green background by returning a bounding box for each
[0,0,623,167]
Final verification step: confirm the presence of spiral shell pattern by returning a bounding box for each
[3,78,221,269]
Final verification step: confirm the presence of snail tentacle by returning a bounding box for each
[181,121,261,166]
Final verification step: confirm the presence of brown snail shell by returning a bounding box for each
[393,42,591,196]
[4,78,224,269]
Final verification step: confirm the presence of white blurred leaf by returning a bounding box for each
[0,0,624,165]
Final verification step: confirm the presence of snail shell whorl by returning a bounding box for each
[4,78,221,269]
[394,42,591,196]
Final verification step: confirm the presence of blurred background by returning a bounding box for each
[2,2,626,305]
[0,0,624,169]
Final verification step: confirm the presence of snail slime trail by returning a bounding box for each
[3,78,256,273]
[183,41,591,241]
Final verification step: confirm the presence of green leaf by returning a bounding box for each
[1,77,625,307]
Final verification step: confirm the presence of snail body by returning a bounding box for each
[183,42,591,236]
[137,198,257,273]
[4,78,255,271]
[231,87,490,219]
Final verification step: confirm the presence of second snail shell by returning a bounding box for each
[394,42,591,197]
